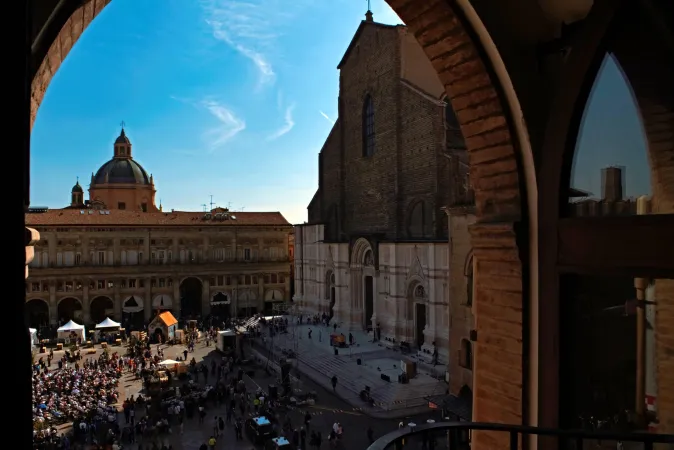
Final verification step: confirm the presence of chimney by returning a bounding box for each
[602,166,624,202]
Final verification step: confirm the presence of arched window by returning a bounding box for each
[406,200,425,238]
[460,339,473,370]
[362,95,375,157]
[465,255,473,306]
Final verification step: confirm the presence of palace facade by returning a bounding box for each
[293,14,474,370]
[25,129,293,331]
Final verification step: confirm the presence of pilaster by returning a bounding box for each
[201,278,211,316]
[144,280,152,321]
[173,281,181,318]
[82,284,91,324]
[113,279,122,321]
[49,283,57,325]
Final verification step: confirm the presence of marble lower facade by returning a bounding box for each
[293,224,451,362]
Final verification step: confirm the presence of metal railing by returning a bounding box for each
[367,421,673,450]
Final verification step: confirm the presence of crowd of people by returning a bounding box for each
[32,350,122,448]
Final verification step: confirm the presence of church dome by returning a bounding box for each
[93,158,151,185]
[71,181,83,193]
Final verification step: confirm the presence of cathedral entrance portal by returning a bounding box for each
[415,303,427,348]
[364,276,374,331]
[180,277,203,319]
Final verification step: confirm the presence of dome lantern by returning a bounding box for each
[114,125,132,159]
[70,177,84,207]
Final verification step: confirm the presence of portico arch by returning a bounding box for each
[57,297,82,324]
[25,298,49,329]
[31,0,534,440]
[349,238,376,331]
[179,277,203,318]
[406,280,428,349]
[211,291,231,320]
[152,294,173,312]
[122,296,144,330]
[89,296,113,324]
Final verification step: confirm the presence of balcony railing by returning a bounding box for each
[367,421,673,450]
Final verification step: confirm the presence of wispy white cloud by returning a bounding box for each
[319,110,335,125]
[202,100,246,149]
[268,103,296,140]
[200,0,316,90]
[169,95,246,151]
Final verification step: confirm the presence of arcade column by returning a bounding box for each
[82,284,91,324]
[201,278,211,316]
[144,280,152,322]
[173,282,181,319]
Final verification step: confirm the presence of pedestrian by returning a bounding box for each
[331,375,338,392]
[367,426,374,444]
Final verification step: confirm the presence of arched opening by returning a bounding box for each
[465,254,473,307]
[362,249,374,332]
[325,270,336,320]
[57,297,82,325]
[549,2,674,432]
[407,283,426,349]
[211,292,231,321]
[90,296,114,324]
[406,200,425,239]
[122,296,144,330]
[238,290,257,318]
[27,0,534,439]
[153,327,165,344]
[179,277,203,319]
[25,299,49,330]
[460,339,473,370]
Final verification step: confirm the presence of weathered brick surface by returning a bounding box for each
[317,23,454,240]
[30,0,112,130]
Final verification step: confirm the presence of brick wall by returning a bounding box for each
[448,210,476,396]
[339,24,401,238]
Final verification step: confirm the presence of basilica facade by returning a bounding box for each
[293,14,474,368]
[25,129,293,331]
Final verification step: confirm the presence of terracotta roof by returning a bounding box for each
[158,311,178,327]
[24,209,291,227]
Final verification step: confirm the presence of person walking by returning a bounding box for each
[331,375,338,392]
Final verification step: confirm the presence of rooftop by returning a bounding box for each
[24,209,291,227]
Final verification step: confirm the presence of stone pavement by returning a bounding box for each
[256,321,447,419]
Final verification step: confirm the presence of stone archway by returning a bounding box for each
[179,277,203,319]
[122,296,144,330]
[57,297,82,324]
[31,0,530,437]
[211,292,231,320]
[90,296,114,324]
[325,270,336,319]
[406,281,427,349]
[25,298,49,329]
[349,238,377,332]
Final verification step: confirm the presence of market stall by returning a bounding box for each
[158,359,187,374]
[57,320,86,343]
[148,311,178,343]
[95,317,122,345]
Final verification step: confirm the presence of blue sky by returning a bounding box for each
[31,0,649,224]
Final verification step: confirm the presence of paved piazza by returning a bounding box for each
[34,333,440,449]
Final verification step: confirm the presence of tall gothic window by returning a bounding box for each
[362,95,375,157]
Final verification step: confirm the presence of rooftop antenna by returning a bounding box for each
[365,0,373,21]
[227,202,232,210]
[210,194,215,211]
[120,120,125,130]
[201,204,207,212]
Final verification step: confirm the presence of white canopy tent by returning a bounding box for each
[95,317,121,329]
[159,359,183,366]
[57,320,86,341]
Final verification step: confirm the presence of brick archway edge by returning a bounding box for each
[31,0,530,446]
